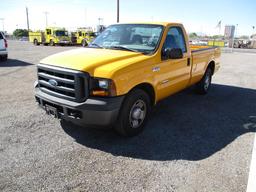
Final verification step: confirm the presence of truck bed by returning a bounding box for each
[189,45,221,85]
[190,45,218,52]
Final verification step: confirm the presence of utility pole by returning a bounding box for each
[0,18,4,32]
[235,24,238,38]
[98,17,103,25]
[84,8,87,27]
[26,7,30,31]
[43,11,49,27]
[117,0,119,23]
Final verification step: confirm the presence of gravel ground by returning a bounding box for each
[0,41,255,192]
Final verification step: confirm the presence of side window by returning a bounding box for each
[162,27,187,53]
[0,32,3,39]
[46,29,51,35]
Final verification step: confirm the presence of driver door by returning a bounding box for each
[156,26,191,100]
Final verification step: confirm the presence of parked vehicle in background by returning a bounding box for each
[0,31,8,61]
[233,39,256,49]
[29,27,72,46]
[72,28,97,47]
[208,40,225,47]
[34,22,220,137]
[19,36,29,41]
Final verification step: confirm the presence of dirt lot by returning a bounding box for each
[0,40,255,192]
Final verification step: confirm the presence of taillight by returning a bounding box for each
[4,39,7,48]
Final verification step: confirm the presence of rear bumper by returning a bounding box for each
[35,88,124,127]
[0,49,7,55]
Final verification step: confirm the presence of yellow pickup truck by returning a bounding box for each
[34,22,220,136]
[29,27,71,46]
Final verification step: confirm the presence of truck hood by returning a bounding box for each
[40,48,146,75]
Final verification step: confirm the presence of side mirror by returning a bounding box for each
[170,48,183,59]
[162,48,183,60]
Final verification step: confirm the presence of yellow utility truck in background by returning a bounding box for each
[72,28,96,47]
[29,27,72,46]
[34,22,221,137]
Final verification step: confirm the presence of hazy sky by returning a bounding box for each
[1,0,256,36]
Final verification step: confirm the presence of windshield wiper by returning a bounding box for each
[109,46,138,52]
[89,43,103,48]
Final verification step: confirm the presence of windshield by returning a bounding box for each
[55,30,68,36]
[89,32,96,37]
[90,24,163,54]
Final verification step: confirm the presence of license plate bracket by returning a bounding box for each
[45,104,58,118]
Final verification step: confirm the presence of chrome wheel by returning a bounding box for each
[129,99,146,129]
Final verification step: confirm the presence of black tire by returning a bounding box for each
[3,54,8,61]
[50,40,55,46]
[114,89,151,137]
[34,39,39,46]
[0,54,7,62]
[82,39,88,47]
[196,67,213,94]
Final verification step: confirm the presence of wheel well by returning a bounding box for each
[208,61,215,75]
[130,83,155,106]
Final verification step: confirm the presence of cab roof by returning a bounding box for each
[112,22,182,26]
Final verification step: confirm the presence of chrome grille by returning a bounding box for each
[37,64,88,102]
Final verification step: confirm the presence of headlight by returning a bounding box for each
[98,79,109,89]
[90,78,116,97]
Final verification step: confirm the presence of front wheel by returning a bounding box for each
[196,67,212,94]
[114,89,151,137]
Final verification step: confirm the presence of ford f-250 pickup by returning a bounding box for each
[35,22,220,136]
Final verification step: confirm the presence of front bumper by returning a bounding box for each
[57,40,71,44]
[35,88,124,127]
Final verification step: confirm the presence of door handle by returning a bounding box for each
[187,58,191,66]
[152,66,160,72]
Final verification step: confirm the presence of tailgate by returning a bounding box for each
[0,39,4,50]
[0,33,5,50]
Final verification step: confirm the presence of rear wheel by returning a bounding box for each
[0,54,7,61]
[196,67,213,94]
[114,89,151,137]
[82,39,88,47]
[3,54,7,61]
[50,40,55,46]
[33,39,39,46]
